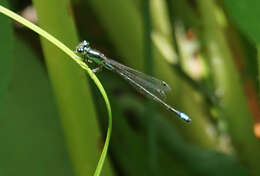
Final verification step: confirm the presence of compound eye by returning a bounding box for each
[76,40,90,53]
[76,47,83,53]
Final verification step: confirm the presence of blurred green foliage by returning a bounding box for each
[0,0,13,111]
[221,0,260,43]
[0,37,74,176]
[1,0,260,176]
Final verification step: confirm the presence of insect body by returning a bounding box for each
[76,40,191,122]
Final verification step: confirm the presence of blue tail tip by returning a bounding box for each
[179,112,191,122]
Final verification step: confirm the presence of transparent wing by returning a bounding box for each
[104,58,171,100]
[106,61,183,118]
[102,57,191,122]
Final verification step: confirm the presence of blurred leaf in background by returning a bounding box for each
[221,0,260,44]
[1,0,260,175]
[0,0,13,112]
[0,37,74,176]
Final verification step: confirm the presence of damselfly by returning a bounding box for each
[76,40,191,122]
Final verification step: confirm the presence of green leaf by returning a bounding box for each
[0,0,13,111]
[221,0,260,43]
[0,38,74,176]
[0,4,113,176]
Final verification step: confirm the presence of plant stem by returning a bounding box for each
[198,0,260,175]
[151,0,217,148]
[258,45,260,97]
[29,0,113,175]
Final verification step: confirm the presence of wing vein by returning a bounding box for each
[104,58,171,100]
